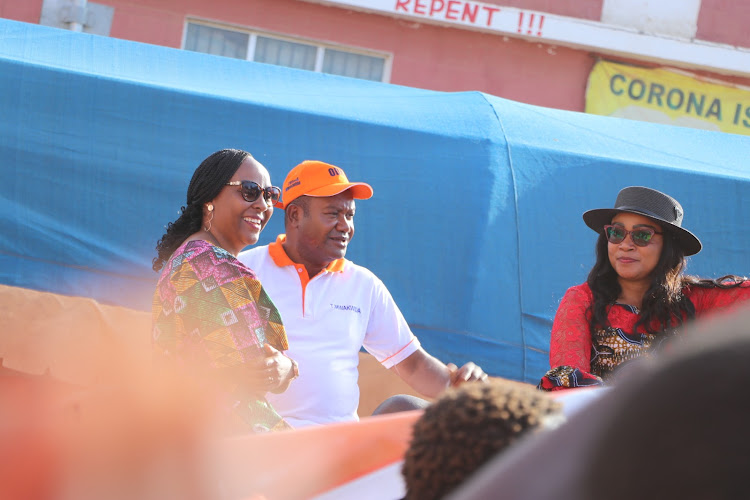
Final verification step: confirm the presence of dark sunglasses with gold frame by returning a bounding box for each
[226,180,281,204]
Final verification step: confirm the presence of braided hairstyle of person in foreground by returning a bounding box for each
[401,380,562,500]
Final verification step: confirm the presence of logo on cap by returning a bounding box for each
[285,177,301,192]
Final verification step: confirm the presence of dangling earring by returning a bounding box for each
[204,204,214,231]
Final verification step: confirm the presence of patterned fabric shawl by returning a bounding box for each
[152,239,290,432]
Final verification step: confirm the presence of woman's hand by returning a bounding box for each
[255,344,297,394]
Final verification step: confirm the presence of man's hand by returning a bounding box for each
[392,348,489,399]
[447,362,489,387]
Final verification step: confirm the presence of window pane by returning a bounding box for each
[254,36,316,71]
[185,24,248,60]
[322,49,384,81]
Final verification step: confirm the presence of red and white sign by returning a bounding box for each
[394,0,503,29]
[303,0,750,78]
[314,0,549,37]
[393,0,551,38]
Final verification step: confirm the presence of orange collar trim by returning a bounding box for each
[268,234,346,273]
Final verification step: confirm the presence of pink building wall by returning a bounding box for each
[77,0,593,111]
[697,0,750,48]
[1,0,748,112]
[0,0,41,23]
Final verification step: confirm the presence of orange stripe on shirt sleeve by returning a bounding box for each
[380,338,416,364]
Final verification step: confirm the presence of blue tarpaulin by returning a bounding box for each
[1,19,749,382]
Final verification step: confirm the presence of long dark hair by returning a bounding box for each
[152,149,251,271]
[587,229,694,335]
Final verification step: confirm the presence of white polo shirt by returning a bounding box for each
[238,235,420,428]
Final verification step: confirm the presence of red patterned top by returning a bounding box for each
[538,280,750,391]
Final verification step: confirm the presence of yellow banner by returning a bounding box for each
[586,60,750,136]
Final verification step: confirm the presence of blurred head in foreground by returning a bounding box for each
[581,307,750,500]
[402,380,562,500]
[446,306,750,500]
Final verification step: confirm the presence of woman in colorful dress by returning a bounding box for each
[538,186,750,391]
[152,149,298,432]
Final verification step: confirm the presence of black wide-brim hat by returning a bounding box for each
[582,186,702,256]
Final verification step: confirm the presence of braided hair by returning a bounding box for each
[152,149,251,271]
[401,381,562,500]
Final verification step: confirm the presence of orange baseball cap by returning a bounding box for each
[276,160,373,209]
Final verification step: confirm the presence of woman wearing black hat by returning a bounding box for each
[538,186,750,391]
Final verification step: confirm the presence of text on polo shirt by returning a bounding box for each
[330,304,362,314]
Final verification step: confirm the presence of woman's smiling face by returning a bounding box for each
[209,156,274,254]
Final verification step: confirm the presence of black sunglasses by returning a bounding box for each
[604,224,663,247]
[226,180,281,204]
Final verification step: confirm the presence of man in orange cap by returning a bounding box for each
[239,160,487,428]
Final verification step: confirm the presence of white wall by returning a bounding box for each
[601,0,702,39]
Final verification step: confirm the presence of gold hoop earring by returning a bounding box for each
[204,204,214,231]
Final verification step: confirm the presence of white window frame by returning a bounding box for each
[182,18,393,83]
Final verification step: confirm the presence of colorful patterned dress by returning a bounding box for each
[538,280,750,391]
[152,240,290,432]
